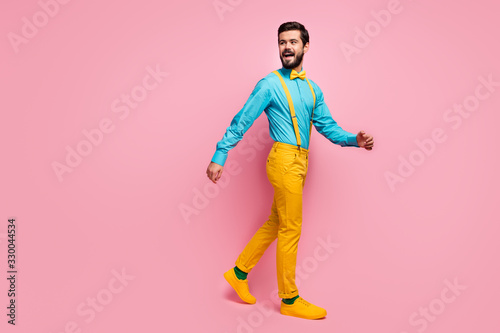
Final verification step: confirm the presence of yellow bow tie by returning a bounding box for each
[290,70,306,80]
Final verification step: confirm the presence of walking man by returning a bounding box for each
[206,21,374,320]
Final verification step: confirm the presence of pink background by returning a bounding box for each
[1,0,499,332]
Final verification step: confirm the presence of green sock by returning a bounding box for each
[233,266,248,280]
[282,295,300,304]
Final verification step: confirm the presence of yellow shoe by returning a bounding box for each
[280,297,327,319]
[223,268,256,304]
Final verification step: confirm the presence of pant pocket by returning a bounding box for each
[279,152,297,175]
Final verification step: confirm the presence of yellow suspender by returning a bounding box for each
[272,70,316,148]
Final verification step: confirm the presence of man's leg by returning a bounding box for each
[234,196,279,272]
[267,142,326,319]
[224,148,281,304]
[266,148,307,299]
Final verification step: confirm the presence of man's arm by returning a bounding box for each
[312,85,359,147]
[207,78,271,183]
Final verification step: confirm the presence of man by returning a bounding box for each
[206,21,374,320]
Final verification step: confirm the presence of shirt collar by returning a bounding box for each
[279,66,304,79]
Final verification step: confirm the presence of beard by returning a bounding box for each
[280,49,305,69]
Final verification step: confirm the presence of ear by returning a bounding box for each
[303,42,310,54]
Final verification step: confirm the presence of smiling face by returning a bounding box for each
[278,30,309,71]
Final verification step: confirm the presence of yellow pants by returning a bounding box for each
[235,141,309,298]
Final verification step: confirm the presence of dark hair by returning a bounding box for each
[278,21,309,46]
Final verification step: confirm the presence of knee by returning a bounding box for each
[266,216,279,226]
[278,223,302,235]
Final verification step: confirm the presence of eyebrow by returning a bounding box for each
[279,38,299,42]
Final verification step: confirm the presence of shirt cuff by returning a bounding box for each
[346,133,359,147]
[211,151,228,166]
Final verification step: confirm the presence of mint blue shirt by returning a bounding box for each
[211,67,359,166]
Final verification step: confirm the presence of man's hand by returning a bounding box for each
[206,161,224,184]
[356,130,374,150]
